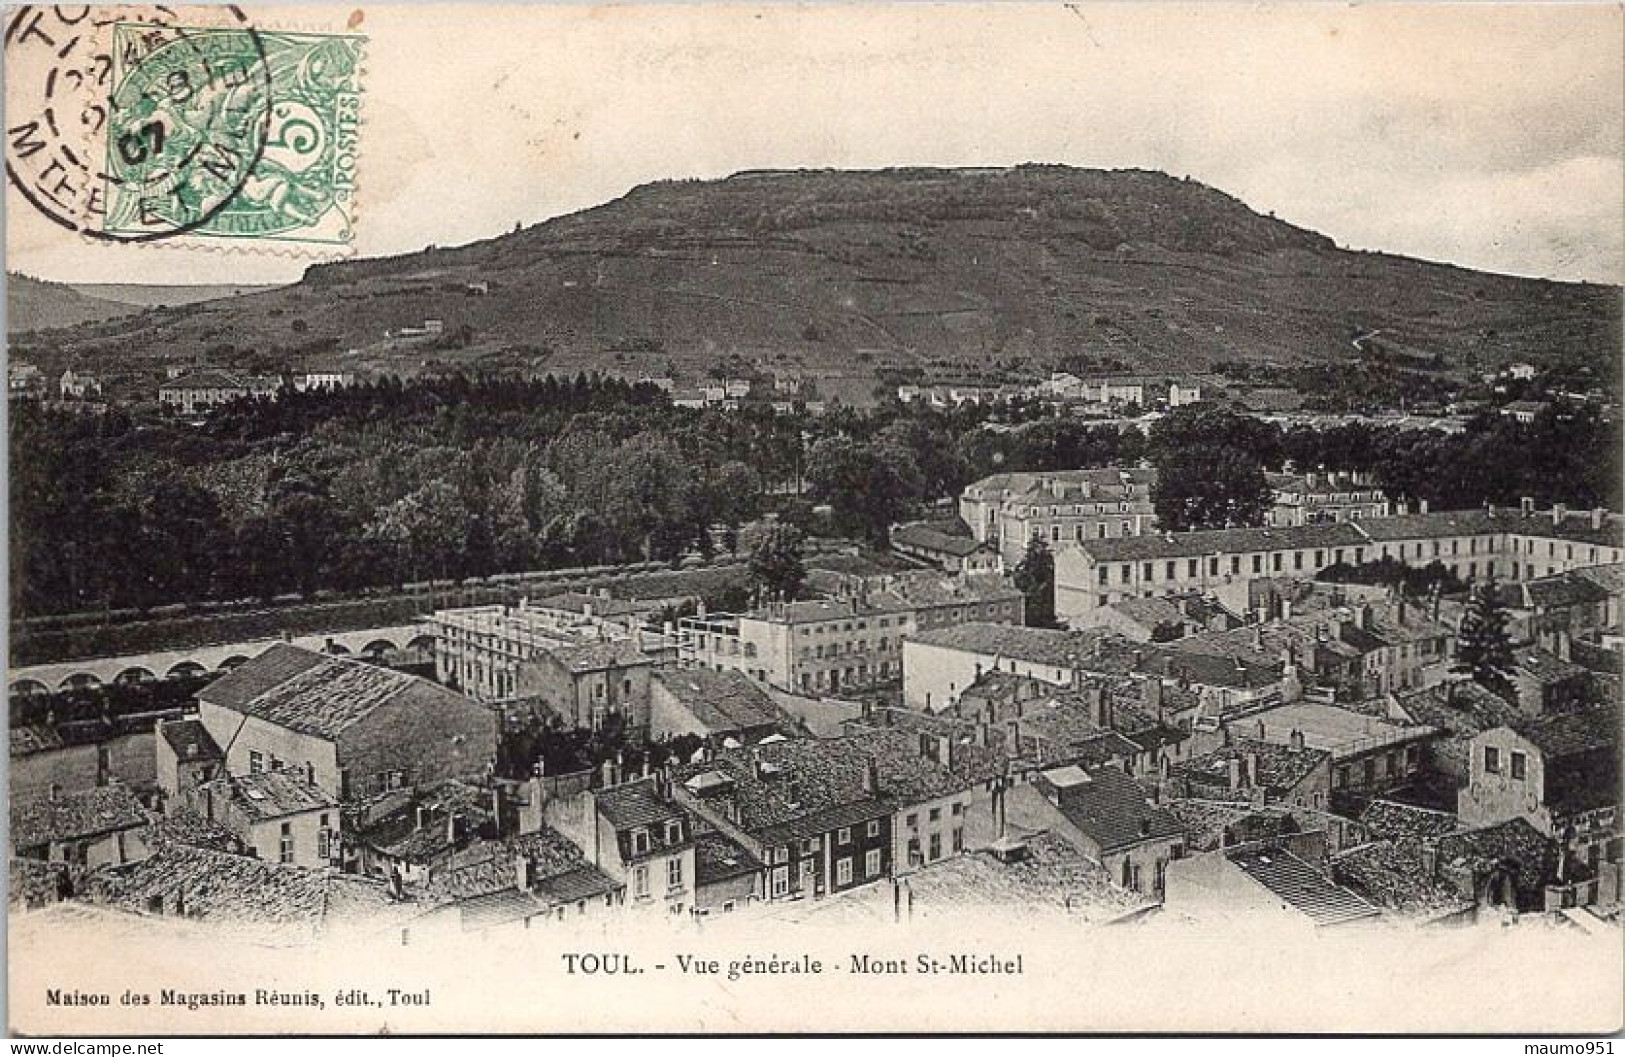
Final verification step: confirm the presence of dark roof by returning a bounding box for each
[1512,706,1619,759]
[1358,800,1461,843]
[1042,765,1185,853]
[1520,572,1614,610]
[890,522,989,558]
[1510,646,1589,686]
[1171,739,1330,799]
[159,369,252,391]
[202,771,337,823]
[595,778,686,832]
[199,644,484,740]
[196,643,328,711]
[1354,507,1623,548]
[426,829,600,903]
[531,591,651,619]
[159,718,223,763]
[651,668,786,733]
[10,785,147,849]
[1392,680,1526,746]
[1078,523,1367,563]
[88,844,398,932]
[1435,818,1557,896]
[351,781,491,863]
[693,831,763,886]
[143,808,242,854]
[1224,843,1381,926]
[1333,841,1474,919]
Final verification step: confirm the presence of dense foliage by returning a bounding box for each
[10,377,1618,618]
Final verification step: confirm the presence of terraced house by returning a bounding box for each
[1055,503,1624,624]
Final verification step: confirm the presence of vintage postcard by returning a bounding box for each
[5,1,1623,1037]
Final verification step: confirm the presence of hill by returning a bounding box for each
[15,166,1621,389]
[70,283,285,308]
[5,274,140,333]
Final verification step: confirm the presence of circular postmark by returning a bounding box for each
[5,5,274,242]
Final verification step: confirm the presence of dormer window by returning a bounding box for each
[631,828,651,855]
[665,820,682,845]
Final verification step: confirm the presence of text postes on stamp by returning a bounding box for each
[5,5,365,254]
[104,24,365,247]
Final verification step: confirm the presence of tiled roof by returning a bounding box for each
[1510,646,1589,685]
[1511,706,1619,758]
[1078,523,1367,563]
[651,668,786,733]
[10,785,148,849]
[1357,507,1622,548]
[9,858,71,907]
[1043,765,1185,853]
[877,571,1022,609]
[201,771,338,823]
[889,831,1147,922]
[159,718,223,762]
[88,844,398,932]
[677,733,935,841]
[143,808,242,854]
[907,622,1116,669]
[1358,800,1461,843]
[1091,639,1284,691]
[693,830,763,886]
[542,639,652,673]
[10,723,65,758]
[1435,818,1557,897]
[200,644,483,740]
[595,778,686,832]
[1224,843,1381,926]
[1519,572,1614,610]
[425,829,603,904]
[1170,739,1330,799]
[1573,563,1624,595]
[1391,680,1525,750]
[194,643,329,710]
[352,780,491,863]
[963,468,1156,504]
[159,369,252,391]
[1161,800,1296,853]
[890,522,988,558]
[1333,840,1474,919]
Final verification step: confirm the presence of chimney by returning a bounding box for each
[1282,598,1293,622]
[1088,684,1108,727]
[1142,678,1163,721]
[447,811,466,846]
[1397,595,1408,623]
[490,785,505,833]
[515,854,535,892]
[1553,503,1566,525]
[863,759,880,795]
[415,805,429,831]
[1486,502,1497,517]
[202,784,214,821]
[1005,719,1023,752]
[1421,844,1438,881]
[1290,729,1305,752]
[1255,719,1267,741]
[1252,624,1264,650]
[974,721,990,748]
[1593,508,1607,530]
[1221,724,1234,747]
[1245,751,1259,789]
[1521,496,1535,515]
[1357,602,1373,631]
[1139,817,1153,837]
[1227,757,1242,790]
[48,782,61,801]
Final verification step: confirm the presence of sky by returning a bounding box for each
[7,2,1623,286]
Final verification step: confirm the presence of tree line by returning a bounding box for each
[9,376,1618,617]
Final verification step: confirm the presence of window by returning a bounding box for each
[929,833,943,860]
[631,829,651,855]
[279,823,294,864]
[771,866,789,897]
[866,820,880,838]
[1122,565,1132,584]
[666,820,683,845]
[951,802,963,816]
[1362,758,1375,784]
[836,858,853,886]
[929,807,941,822]
[667,857,683,889]
[838,827,852,846]
[952,827,964,853]
[906,813,918,829]
[249,751,264,775]
[1251,555,1262,574]
[1483,747,1501,774]
[270,756,284,772]
[1143,562,1154,581]
[633,865,650,898]
[865,849,882,878]
[1099,567,1109,585]
[1335,765,1349,789]
[1165,561,1176,580]
[1510,751,1527,780]
[1272,553,1282,572]
[1188,558,1198,578]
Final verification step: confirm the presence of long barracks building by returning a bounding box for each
[1055,501,1622,625]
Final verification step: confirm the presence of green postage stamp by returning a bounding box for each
[99,19,365,248]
